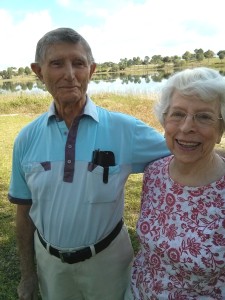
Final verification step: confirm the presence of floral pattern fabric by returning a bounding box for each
[131,156,225,300]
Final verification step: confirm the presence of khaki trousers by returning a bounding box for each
[34,226,134,300]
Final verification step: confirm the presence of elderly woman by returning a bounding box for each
[126,67,225,299]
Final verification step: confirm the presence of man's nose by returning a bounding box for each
[64,64,75,80]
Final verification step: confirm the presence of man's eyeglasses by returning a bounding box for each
[163,110,223,127]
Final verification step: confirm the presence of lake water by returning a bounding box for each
[88,77,167,96]
[1,69,224,96]
[0,72,170,96]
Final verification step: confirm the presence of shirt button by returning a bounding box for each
[68,144,72,148]
[67,160,71,164]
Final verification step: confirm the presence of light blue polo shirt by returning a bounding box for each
[8,96,170,249]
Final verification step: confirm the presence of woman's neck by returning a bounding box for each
[169,153,225,187]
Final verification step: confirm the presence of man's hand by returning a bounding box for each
[17,272,39,300]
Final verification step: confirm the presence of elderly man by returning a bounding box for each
[8,28,169,300]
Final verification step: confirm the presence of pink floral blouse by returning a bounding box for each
[131,156,225,300]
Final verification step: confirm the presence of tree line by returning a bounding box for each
[100,49,225,73]
[1,49,225,80]
[0,66,32,80]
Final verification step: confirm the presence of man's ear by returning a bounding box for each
[31,63,44,82]
[89,63,96,80]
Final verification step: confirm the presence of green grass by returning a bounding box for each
[0,114,35,299]
[0,92,162,299]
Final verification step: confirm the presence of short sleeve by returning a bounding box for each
[131,119,170,172]
[8,134,32,204]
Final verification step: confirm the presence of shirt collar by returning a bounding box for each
[46,95,99,125]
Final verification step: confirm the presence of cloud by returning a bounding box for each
[0,0,225,69]
[79,0,225,62]
[56,0,71,7]
[0,9,54,70]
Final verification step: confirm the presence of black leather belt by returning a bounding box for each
[37,219,123,264]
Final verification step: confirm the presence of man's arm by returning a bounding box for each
[16,204,38,300]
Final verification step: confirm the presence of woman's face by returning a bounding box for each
[164,91,223,165]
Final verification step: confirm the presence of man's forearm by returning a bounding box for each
[16,205,36,277]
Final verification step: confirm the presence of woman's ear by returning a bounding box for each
[217,122,225,144]
[31,63,44,82]
[216,136,222,144]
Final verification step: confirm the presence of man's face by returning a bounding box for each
[33,42,96,109]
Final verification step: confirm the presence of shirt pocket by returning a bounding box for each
[85,165,121,203]
[23,162,52,201]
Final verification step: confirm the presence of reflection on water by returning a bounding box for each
[0,80,47,94]
[1,69,225,95]
[0,71,171,95]
[89,71,173,95]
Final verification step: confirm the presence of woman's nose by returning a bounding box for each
[179,114,196,132]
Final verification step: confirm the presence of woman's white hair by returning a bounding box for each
[154,67,225,131]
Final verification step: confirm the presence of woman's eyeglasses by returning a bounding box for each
[163,110,223,127]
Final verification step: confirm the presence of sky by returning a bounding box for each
[0,0,224,70]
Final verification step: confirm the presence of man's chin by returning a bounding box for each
[57,94,84,104]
